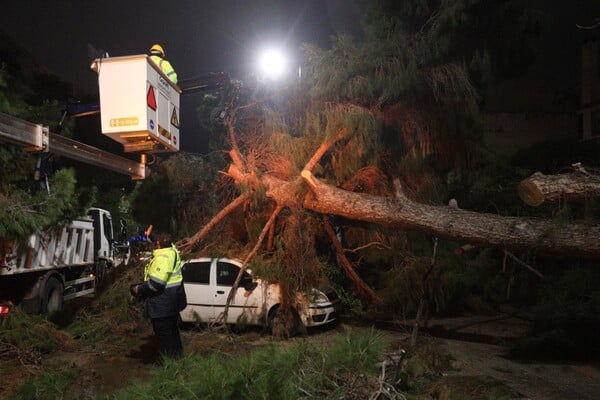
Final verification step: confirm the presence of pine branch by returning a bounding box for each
[177,193,250,253]
[219,204,284,325]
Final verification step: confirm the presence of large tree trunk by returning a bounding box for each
[300,170,600,257]
[217,148,600,258]
[518,170,600,206]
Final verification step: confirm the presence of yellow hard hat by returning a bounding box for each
[150,44,165,57]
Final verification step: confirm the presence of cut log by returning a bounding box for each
[518,170,600,206]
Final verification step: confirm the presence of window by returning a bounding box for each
[182,261,210,284]
[103,215,113,242]
[217,261,251,287]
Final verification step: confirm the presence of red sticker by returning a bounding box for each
[147,86,157,111]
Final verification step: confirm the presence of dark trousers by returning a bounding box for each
[151,315,183,359]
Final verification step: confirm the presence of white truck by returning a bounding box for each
[0,208,128,315]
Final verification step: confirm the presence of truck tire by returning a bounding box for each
[41,277,64,314]
[95,260,108,283]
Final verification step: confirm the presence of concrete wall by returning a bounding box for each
[482,112,577,155]
[579,39,600,140]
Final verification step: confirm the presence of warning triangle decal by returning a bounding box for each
[147,86,157,111]
[170,107,179,128]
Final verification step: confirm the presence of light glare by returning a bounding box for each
[259,49,286,79]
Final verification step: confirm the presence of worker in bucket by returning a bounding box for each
[130,234,186,359]
[149,44,178,84]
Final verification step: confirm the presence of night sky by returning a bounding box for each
[0,0,365,152]
[0,1,598,152]
[0,1,364,91]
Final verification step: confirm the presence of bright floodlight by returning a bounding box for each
[259,48,287,79]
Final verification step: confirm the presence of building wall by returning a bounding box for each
[483,112,577,155]
[579,39,600,139]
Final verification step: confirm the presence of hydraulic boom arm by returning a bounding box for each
[0,111,146,179]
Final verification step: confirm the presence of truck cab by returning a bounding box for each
[88,208,114,261]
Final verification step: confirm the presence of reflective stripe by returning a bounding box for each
[150,275,166,286]
[150,55,177,84]
[170,270,182,278]
[148,279,162,291]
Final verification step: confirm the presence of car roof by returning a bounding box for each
[184,257,243,266]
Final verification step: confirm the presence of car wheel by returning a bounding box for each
[268,306,304,338]
[42,277,64,314]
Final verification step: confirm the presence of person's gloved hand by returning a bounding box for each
[129,284,138,297]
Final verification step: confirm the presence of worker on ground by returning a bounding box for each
[149,44,178,85]
[131,234,186,360]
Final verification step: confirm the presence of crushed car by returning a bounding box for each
[180,257,340,330]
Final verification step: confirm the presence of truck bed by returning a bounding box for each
[0,217,95,276]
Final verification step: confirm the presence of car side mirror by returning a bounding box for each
[243,281,258,292]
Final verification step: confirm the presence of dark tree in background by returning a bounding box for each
[0,47,86,239]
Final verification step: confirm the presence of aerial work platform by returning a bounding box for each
[91,54,181,153]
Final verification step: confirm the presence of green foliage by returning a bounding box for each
[449,142,530,216]
[132,153,220,238]
[320,326,387,374]
[394,338,452,395]
[305,1,480,111]
[321,257,363,314]
[0,310,63,354]
[364,0,548,81]
[0,53,85,240]
[379,257,425,317]
[0,168,86,239]
[7,363,79,400]
[0,144,36,193]
[0,62,74,136]
[112,327,388,400]
[509,266,600,362]
[65,270,147,346]
[380,237,509,318]
[441,248,509,313]
[0,60,74,194]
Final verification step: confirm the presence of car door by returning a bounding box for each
[214,259,264,325]
[180,259,214,323]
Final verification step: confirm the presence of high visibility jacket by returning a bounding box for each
[139,244,186,318]
[150,55,178,84]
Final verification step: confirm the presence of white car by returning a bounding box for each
[179,257,340,330]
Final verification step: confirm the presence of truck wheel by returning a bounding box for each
[95,261,107,283]
[42,277,64,314]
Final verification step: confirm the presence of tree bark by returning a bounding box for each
[301,170,600,257]
[219,205,284,326]
[322,216,383,305]
[177,193,250,253]
[518,170,600,206]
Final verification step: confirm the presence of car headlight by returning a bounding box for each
[309,289,330,304]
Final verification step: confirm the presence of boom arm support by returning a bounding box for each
[179,72,230,95]
[0,111,146,180]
